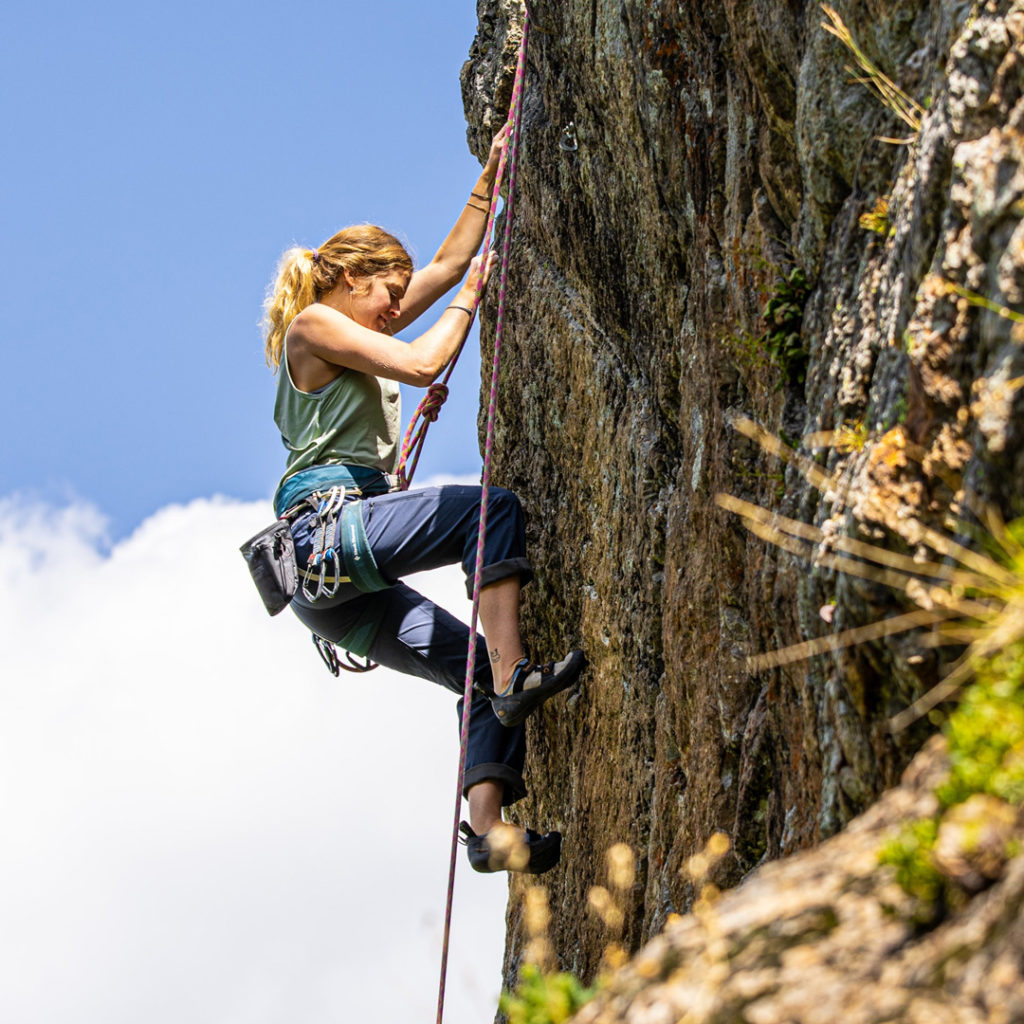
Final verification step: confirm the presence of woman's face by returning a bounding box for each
[347,271,410,333]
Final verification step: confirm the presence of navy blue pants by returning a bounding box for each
[290,485,532,805]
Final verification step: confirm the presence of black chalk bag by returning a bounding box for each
[240,519,299,616]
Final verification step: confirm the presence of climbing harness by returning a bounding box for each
[297,485,393,671]
[242,480,394,673]
[434,15,531,1024]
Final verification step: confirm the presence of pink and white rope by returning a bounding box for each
[434,13,531,1024]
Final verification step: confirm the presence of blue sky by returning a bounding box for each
[2,0,489,540]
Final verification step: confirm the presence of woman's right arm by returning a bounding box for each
[287,255,493,389]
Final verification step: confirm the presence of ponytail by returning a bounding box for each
[263,248,318,370]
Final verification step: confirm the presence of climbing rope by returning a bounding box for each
[397,383,450,488]
[435,14,531,1024]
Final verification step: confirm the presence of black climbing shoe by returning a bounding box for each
[459,820,562,874]
[490,650,586,727]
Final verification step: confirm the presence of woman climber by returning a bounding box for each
[261,125,584,875]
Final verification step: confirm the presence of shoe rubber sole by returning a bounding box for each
[491,649,586,727]
[462,823,563,874]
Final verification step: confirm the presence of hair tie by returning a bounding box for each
[310,249,321,264]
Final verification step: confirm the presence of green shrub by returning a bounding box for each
[879,817,944,916]
[938,644,1024,808]
[761,268,809,386]
[499,964,596,1024]
[881,638,1024,915]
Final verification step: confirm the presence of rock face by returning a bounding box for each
[462,0,1024,992]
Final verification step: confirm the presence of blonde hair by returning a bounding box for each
[262,224,414,370]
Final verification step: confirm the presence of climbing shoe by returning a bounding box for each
[490,650,586,727]
[459,820,562,874]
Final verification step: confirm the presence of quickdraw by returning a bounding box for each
[294,486,383,675]
[300,486,347,602]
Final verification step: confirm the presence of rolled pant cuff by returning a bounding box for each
[463,762,527,806]
[470,557,534,599]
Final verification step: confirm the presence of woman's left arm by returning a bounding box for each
[392,124,508,330]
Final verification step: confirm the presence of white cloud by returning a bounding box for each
[0,488,510,1024]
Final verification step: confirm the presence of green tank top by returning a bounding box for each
[274,335,401,496]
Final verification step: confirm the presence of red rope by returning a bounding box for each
[397,384,449,488]
[434,14,531,1024]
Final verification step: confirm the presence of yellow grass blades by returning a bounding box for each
[719,419,1024,732]
[731,416,834,492]
[820,5,925,135]
[747,609,949,672]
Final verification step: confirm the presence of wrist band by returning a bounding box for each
[470,191,490,201]
[447,304,474,318]
[466,202,489,213]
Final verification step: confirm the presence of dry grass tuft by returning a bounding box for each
[718,417,1024,731]
[821,4,925,142]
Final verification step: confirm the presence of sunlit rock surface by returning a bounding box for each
[461,0,1024,1004]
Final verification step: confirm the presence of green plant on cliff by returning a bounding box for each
[859,196,893,236]
[721,328,774,377]
[821,4,925,143]
[500,843,638,1024]
[880,816,944,911]
[500,885,595,1024]
[805,419,871,454]
[761,267,810,386]
[499,963,596,1024]
[939,642,1024,808]
[880,639,1024,918]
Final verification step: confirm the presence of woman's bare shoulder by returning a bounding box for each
[288,302,336,339]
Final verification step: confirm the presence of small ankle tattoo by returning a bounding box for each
[489,647,501,664]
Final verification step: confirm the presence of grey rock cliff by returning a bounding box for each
[461,0,1024,997]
